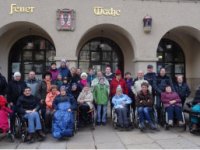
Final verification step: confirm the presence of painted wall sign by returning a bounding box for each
[9,4,35,15]
[94,6,121,16]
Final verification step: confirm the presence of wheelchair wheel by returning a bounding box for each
[14,115,21,138]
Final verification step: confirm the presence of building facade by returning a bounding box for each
[0,0,200,94]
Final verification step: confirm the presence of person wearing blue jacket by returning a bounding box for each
[112,85,132,129]
[58,59,72,80]
[174,75,191,106]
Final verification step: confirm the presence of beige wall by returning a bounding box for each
[0,0,200,92]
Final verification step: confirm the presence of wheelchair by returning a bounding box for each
[111,104,134,130]
[77,104,96,130]
[134,106,158,131]
[161,103,186,131]
[14,111,45,142]
[185,102,200,134]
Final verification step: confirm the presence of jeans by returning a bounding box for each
[97,105,107,123]
[137,107,153,124]
[24,112,42,133]
[191,104,200,124]
[165,105,183,121]
[115,107,129,127]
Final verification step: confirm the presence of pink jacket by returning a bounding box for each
[161,92,182,108]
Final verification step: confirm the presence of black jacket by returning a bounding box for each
[0,74,7,96]
[144,72,157,87]
[153,75,174,95]
[174,82,191,100]
[7,80,27,104]
[17,95,40,115]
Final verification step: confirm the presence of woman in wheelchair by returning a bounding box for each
[17,87,45,143]
[136,82,156,130]
[112,85,132,130]
[77,84,94,126]
[161,85,184,127]
[52,86,77,139]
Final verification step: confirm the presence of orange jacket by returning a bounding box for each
[45,91,60,109]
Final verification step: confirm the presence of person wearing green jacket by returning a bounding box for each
[93,77,109,126]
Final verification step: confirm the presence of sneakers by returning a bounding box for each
[96,122,101,126]
[168,120,173,126]
[149,123,157,130]
[179,121,185,126]
[27,133,35,143]
[139,122,145,131]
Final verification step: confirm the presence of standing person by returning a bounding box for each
[153,67,174,124]
[7,72,27,132]
[26,71,39,96]
[93,77,109,126]
[144,64,157,97]
[49,62,59,82]
[87,68,96,86]
[76,68,82,78]
[131,70,151,96]
[53,74,63,90]
[0,72,7,96]
[45,85,60,132]
[17,87,45,142]
[80,72,88,89]
[110,69,128,98]
[124,72,135,108]
[174,75,191,106]
[70,67,80,84]
[104,66,115,84]
[91,71,109,92]
[58,59,72,80]
[37,72,53,121]
[71,83,81,101]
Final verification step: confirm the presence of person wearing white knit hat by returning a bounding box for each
[13,71,21,80]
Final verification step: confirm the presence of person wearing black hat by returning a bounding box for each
[144,64,157,98]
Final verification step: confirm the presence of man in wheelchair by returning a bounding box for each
[112,85,132,130]
[161,85,185,127]
[17,87,45,143]
[136,82,156,130]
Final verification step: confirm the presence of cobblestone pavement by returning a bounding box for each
[1,119,200,149]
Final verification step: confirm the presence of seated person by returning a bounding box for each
[17,87,45,142]
[161,85,184,126]
[112,85,132,129]
[0,95,13,136]
[189,87,200,132]
[136,82,156,130]
[71,83,81,101]
[77,84,94,125]
[52,86,77,139]
[45,85,60,132]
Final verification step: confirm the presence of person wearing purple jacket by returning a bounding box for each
[49,62,59,82]
[161,85,184,126]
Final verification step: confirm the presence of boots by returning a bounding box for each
[37,130,46,141]
[27,133,35,143]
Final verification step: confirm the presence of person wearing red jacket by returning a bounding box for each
[0,95,13,135]
[110,69,128,98]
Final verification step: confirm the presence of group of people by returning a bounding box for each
[0,59,200,143]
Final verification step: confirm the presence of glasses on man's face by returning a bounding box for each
[25,90,31,92]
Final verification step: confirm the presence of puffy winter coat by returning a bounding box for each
[52,94,77,139]
[136,91,153,107]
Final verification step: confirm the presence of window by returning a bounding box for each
[9,36,56,80]
[157,39,185,80]
[78,37,124,73]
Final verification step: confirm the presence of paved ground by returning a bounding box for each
[1,120,200,149]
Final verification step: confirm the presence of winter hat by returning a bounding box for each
[81,72,88,78]
[115,69,122,75]
[60,86,66,91]
[116,85,122,92]
[14,72,21,78]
